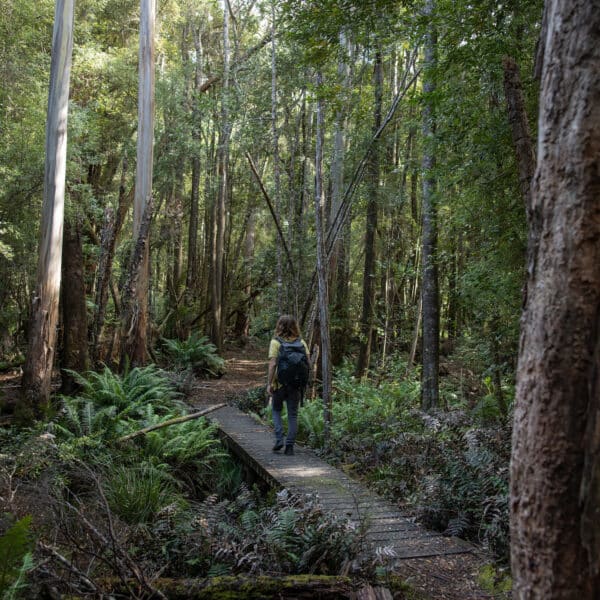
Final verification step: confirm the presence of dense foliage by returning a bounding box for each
[0,0,548,594]
[0,365,380,597]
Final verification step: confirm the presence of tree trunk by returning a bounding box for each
[232,207,256,340]
[315,71,332,442]
[60,218,89,394]
[91,160,131,364]
[270,0,284,313]
[355,49,383,379]
[510,2,600,598]
[502,56,536,212]
[125,0,155,366]
[420,0,439,410]
[210,0,230,352]
[330,32,350,366]
[120,200,154,371]
[185,27,203,301]
[21,0,75,412]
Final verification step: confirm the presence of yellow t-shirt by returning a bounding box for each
[268,337,309,390]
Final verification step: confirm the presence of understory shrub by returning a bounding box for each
[49,364,236,500]
[161,333,226,378]
[414,423,511,560]
[166,486,370,577]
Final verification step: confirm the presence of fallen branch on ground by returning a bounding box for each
[117,404,227,443]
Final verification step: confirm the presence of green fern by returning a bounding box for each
[297,400,325,447]
[53,365,182,445]
[104,465,182,525]
[65,364,180,415]
[0,515,33,597]
[161,333,226,378]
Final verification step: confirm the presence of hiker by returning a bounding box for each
[267,315,310,456]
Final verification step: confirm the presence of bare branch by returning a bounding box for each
[117,404,227,443]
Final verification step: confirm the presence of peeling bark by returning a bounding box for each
[128,0,155,366]
[120,199,153,369]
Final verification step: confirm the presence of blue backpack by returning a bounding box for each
[276,337,310,389]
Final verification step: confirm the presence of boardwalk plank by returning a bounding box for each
[197,402,473,562]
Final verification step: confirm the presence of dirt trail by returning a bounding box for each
[191,343,267,405]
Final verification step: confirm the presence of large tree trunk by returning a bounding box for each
[355,49,383,379]
[60,218,89,394]
[510,2,600,598]
[315,72,332,442]
[21,0,75,412]
[420,0,439,410]
[185,26,203,303]
[124,0,155,365]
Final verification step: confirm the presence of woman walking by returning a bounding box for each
[267,315,310,455]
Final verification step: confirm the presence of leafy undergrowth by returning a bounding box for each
[246,356,512,565]
[160,333,226,379]
[0,364,386,598]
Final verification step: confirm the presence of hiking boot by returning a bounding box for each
[284,445,294,455]
[272,442,284,452]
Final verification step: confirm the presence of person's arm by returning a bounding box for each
[267,357,276,396]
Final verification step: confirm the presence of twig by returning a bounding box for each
[75,461,134,597]
[37,542,99,593]
[116,404,226,443]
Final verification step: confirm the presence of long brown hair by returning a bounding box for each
[274,314,301,339]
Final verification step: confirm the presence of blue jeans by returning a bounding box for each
[272,386,300,447]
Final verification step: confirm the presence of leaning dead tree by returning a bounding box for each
[21,0,75,412]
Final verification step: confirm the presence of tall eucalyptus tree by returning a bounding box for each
[21,0,75,411]
[122,0,155,366]
[314,71,332,441]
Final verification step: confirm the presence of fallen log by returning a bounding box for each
[117,403,226,443]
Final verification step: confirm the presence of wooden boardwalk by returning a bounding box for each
[197,401,473,562]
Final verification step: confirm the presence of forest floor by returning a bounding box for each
[191,341,500,600]
[0,343,499,598]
